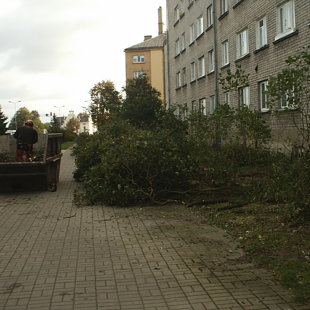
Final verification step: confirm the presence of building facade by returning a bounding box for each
[166,0,310,148]
[124,7,167,105]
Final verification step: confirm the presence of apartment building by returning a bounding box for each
[124,7,167,104]
[166,0,310,147]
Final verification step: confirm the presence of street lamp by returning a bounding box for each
[54,105,65,116]
[54,105,65,126]
[8,100,21,130]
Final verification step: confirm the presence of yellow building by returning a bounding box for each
[124,8,166,105]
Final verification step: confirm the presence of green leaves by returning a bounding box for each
[219,64,249,93]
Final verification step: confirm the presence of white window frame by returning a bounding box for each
[192,100,198,112]
[196,15,204,37]
[133,55,145,63]
[280,88,296,109]
[179,0,185,15]
[180,32,186,51]
[276,0,295,39]
[190,62,196,81]
[199,98,207,115]
[182,67,187,86]
[210,95,216,114]
[176,71,182,88]
[208,49,214,73]
[239,86,250,107]
[256,16,267,49]
[224,92,230,106]
[221,40,229,66]
[189,23,196,44]
[133,71,144,78]
[236,28,249,59]
[174,5,180,23]
[259,80,269,111]
[220,0,228,15]
[207,5,213,28]
[198,56,205,78]
[175,38,180,56]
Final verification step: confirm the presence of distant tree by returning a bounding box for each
[89,80,122,129]
[9,107,44,133]
[66,117,80,133]
[121,75,163,128]
[0,105,8,135]
[48,114,62,133]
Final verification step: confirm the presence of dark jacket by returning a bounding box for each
[13,126,38,145]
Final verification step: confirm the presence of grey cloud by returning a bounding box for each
[0,1,101,74]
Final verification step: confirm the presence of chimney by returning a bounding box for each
[144,35,152,41]
[158,6,164,35]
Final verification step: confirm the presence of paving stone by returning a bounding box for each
[0,149,308,310]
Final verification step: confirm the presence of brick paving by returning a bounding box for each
[0,149,309,310]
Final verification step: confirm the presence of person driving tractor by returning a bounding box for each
[13,120,38,162]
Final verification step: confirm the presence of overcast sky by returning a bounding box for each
[0,0,166,123]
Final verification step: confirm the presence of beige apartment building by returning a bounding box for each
[124,7,166,104]
[166,0,310,149]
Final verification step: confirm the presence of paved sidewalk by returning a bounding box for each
[0,150,309,310]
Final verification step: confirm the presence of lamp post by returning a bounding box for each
[54,105,65,126]
[54,105,65,116]
[8,100,21,130]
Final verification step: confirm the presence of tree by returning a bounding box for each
[218,65,270,148]
[0,105,8,135]
[121,75,163,128]
[89,80,122,129]
[48,114,62,133]
[66,117,80,133]
[9,107,45,133]
[219,64,249,94]
[266,46,310,152]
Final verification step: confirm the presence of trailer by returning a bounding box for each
[0,133,63,192]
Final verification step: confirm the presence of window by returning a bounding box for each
[198,56,205,78]
[259,80,269,111]
[176,72,182,88]
[133,71,144,78]
[277,0,295,37]
[280,93,289,109]
[189,23,196,43]
[199,98,207,115]
[208,49,214,72]
[280,89,295,109]
[133,55,144,63]
[180,32,186,51]
[175,38,180,56]
[210,95,216,114]
[221,40,229,66]
[220,0,228,15]
[207,5,213,28]
[174,5,179,23]
[256,17,267,48]
[182,67,187,85]
[192,100,198,111]
[190,62,196,81]
[224,92,230,106]
[179,0,185,15]
[197,15,204,37]
[237,29,249,58]
[239,86,250,106]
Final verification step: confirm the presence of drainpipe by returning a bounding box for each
[165,30,171,109]
[212,0,220,107]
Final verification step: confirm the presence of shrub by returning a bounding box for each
[80,124,194,206]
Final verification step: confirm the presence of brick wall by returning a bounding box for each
[166,0,310,151]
